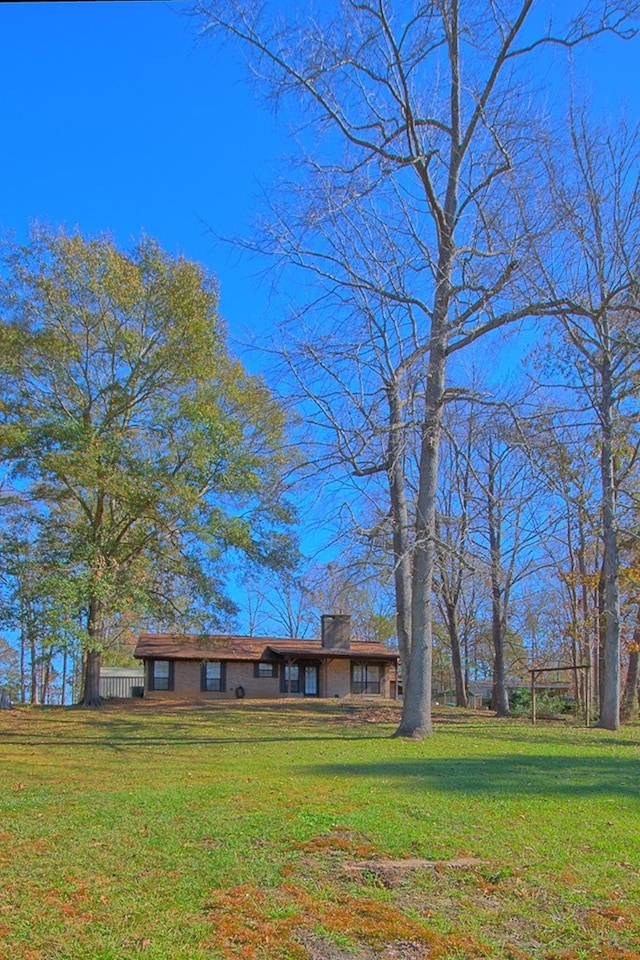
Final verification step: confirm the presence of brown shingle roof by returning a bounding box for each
[265,642,398,661]
[134,633,398,662]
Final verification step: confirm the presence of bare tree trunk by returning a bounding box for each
[73,650,84,704]
[577,508,596,713]
[395,329,448,738]
[598,355,620,730]
[446,602,468,707]
[541,116,638,728]
[487,440,510,716]
[81,648,102,707]
[491,616,510,716]
[387,384,412,680]
[621,648,640,723]
[434,406,475,709]
[621,608,640,723]
[565,506,582,709]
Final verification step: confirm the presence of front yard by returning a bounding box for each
[1,699,639,959]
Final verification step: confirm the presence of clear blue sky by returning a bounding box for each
[1,1,639,357]
[0,1,289,356]
[1,1,639,633]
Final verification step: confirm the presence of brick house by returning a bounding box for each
[134,614,399,700]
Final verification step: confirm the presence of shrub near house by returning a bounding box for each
[134,615,399,700]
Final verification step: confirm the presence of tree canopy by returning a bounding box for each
[0,227,294,704]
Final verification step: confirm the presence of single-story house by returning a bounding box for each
[134,614,399,700]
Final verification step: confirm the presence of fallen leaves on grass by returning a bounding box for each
[336,707,402,725]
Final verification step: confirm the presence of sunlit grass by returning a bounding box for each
[1,700,639,959]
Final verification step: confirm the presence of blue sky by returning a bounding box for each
[2,1,640,631]
[1,1,639,358]
[0,1,290,355]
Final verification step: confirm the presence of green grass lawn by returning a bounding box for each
[1,699,639,960]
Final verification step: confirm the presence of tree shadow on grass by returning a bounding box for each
[453,722,640,751]
[306,753,640,798]
[1,732,389,749]
[0,718,389,749]
[0,701,395,749]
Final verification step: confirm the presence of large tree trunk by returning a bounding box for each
[621,648,640,723]
[598,355,620,730]
[81,650,102,707]
[80,596,103,707]
[491,620,510,716]
[394,327,448,738]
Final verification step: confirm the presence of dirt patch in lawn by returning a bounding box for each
[344,857,485,889]
[201,881,444,958]
[298,934,434,959]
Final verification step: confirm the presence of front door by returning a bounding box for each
[303,663,319,696]
[282,662,320,696]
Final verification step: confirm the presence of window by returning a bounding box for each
[280,663,300,693]
[202,660,225,692]
[254,662,277,678]
[151,660,173,691]
[351,663,382,695]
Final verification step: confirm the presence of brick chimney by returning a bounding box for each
[321,614,351,650]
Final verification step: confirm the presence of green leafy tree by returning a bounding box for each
[0,636,20,701]
[0,228,293,705]
[0,510,82,703]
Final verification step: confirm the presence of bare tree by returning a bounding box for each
[196,0,639,736]
[525,415,604,712]
[484,438,532,714]
[243,570,317,637]
[461,411,545,715]
[535,117,640,729]
[434,405,480,708]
